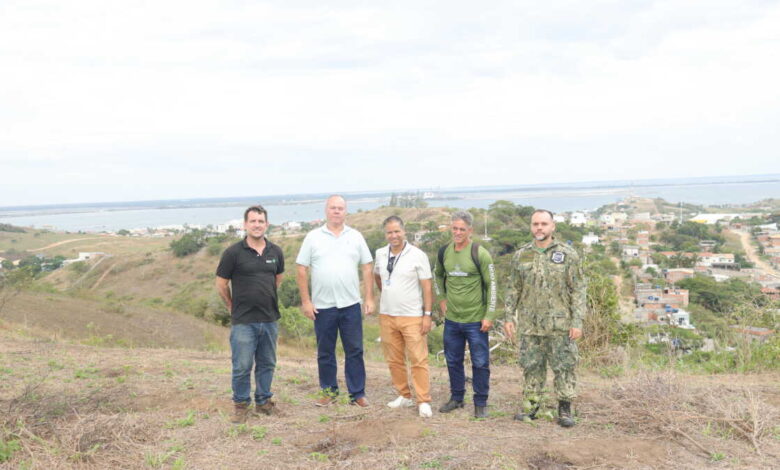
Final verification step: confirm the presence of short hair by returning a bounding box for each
[325,194,346,206]
[244,205,268,221]
[532,209,555,221]
[383,215,404,229]
[452,211,473,227]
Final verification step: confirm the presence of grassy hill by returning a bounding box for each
[1,208,779,468]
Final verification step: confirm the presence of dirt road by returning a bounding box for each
[30,237,106,252]
[731,229,780,278]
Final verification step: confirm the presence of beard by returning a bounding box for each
[534,233,549,241]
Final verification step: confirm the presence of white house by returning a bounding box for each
[569,212,587,226]
[658,307,694,329]
[696,252,735,267]
[582,233,600,246]
[553,214,566,223]
[622,245,640,258]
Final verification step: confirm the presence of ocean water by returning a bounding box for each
[1,179,778,232]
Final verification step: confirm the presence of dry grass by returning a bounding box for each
[1,326,779,469]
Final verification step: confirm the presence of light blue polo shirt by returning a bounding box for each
[296,224,373,309]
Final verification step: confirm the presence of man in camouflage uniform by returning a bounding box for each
[503,209,585,427]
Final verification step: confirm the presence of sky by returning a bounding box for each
[2,0,780,206]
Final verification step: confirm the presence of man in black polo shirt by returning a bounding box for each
[216,205,285,424]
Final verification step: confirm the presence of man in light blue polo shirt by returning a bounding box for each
[296,195,375,407]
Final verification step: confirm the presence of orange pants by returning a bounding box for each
[379,314,431,403]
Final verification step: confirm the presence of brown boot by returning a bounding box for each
[231,402,250,424]
[255,400,276,416]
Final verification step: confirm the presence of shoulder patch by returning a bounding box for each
[551,251,566,264]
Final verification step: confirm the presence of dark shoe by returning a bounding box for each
[438,399,464,413]
[255,400,276,416]
[513,400,540,421]
[557,400,575,428]
[231,402,250,424]
[474,405,488,419]
[351,397,370,407]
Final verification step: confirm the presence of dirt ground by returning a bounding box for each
[1,326,778,469]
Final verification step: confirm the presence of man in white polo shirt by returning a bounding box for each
[296,195,375,407]
[373,216,434,418]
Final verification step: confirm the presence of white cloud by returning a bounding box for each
[1,1,780,204]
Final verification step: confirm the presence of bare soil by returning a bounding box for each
[1,326,778,469]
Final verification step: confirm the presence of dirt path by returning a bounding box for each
[731,229,780,278]
[30,237,106,252]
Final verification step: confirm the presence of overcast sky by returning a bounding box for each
[2,1,780,206]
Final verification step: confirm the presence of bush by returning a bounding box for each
[277,305,313,344]
[207,241,224,257]
[170,230,207,257]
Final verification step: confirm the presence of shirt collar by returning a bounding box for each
[387,241,409,257]
[241,237,269,250]
[320,224,352,237]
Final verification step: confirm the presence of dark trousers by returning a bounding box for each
[443,319,490,406]
[313,303,365,400]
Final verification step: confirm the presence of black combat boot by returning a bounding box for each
[513,399,540,421]
[438,398,464,413]
[557,400,575,427]
[474,405,488,419]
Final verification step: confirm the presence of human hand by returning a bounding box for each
[421,316,432,335]
[301,301,318,321]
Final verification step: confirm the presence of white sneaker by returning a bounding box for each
[387,396,415,409]
[419,402,433,418]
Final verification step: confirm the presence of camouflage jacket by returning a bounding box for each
[504,239,586,335]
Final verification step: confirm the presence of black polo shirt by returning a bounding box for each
[216,238,285,324]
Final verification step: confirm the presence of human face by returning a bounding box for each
[530,211,555,242]
[451,219,473,246]
[384,221,406,251]
[244,211,268,240]
[325,196,347,226]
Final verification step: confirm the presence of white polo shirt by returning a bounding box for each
[374,242,432,317]
[296,224,373,309]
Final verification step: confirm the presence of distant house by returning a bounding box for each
[730,326,775,343]
[62,252,106,266]
[569,212,587,226]
[581,233,600,246]
[658,308,694,329]
[622,245,640,258]
[698,240,717,250]
[281,221,302,231]
[761,287,780,301]
[696,252,734,267]
[553,214,566,224]
[631,212,651,222]
[665,268,694,284]
[413,230,430,243]
[636,231,650,248]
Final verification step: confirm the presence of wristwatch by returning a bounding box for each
[423,311,432,316]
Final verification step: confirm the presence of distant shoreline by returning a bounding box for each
[2,174,778,218]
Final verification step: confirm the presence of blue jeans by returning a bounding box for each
[443,319,490,407]
[230,322,278,405]
[314,303,365,400]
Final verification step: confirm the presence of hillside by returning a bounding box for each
[2,207,780,468]
[1,325,778,469]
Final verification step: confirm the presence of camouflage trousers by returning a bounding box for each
[519,334,579,401]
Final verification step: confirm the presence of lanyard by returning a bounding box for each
[386,242,406,279]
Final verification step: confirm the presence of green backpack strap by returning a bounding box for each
[437,244,448,293]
